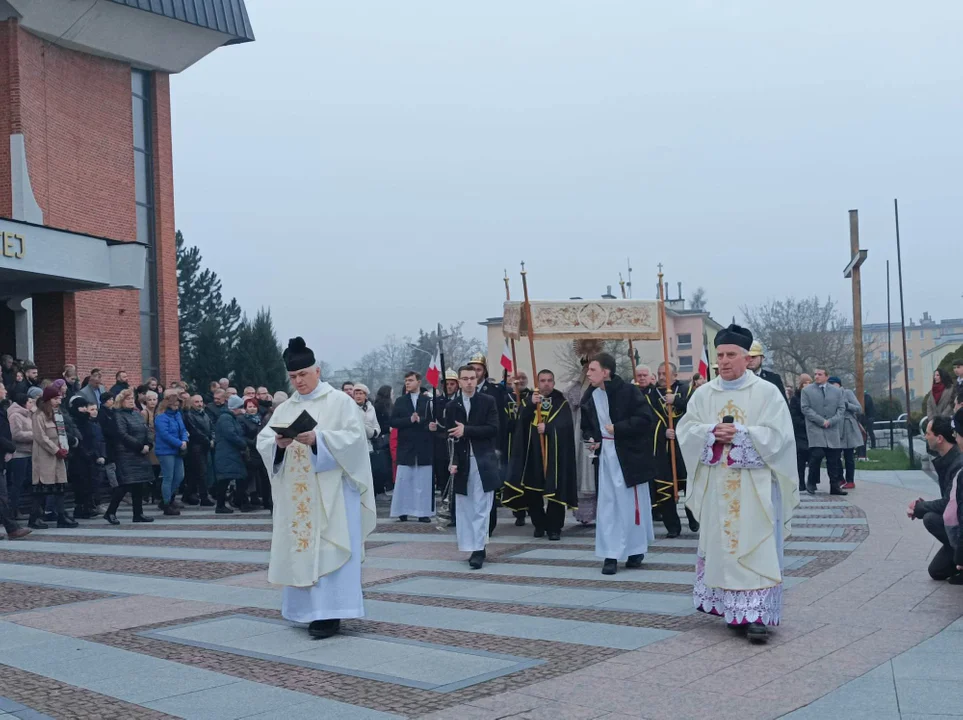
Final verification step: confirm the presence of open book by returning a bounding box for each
[270,410,318,439]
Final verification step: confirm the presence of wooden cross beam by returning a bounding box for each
[845,210,868,413]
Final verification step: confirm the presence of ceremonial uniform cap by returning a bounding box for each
[468,353,488,367]
[748,341,765,357]
[445,369,459,381]
[714,324,753,351]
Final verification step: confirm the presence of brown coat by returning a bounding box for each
[32,410,67,486]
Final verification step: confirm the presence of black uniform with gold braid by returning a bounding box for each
[503,389,578,535]
[646,379,699,537]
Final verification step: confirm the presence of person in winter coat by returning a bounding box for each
[237,397,268,512]
[30,386,77,529]
[789,374,812,492]
[104,389,155,524]
[927,369,955,420]
[141,390,161,503]
[213,395,248,514]
[154,388,189,515]
[6,387,40,520]
[182,394,214,506]
[0,381,29,539]
[66,396,100,518]
[830,377,863,490]
[352,384,381,452]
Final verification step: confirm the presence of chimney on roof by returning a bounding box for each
[677,282,682,301]
[601,286,616,299]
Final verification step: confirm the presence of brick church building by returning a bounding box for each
[0,0,253,384]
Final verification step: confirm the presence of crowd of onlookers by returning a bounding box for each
[0,355,293,539]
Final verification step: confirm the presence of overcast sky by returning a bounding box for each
[170,1,963,369]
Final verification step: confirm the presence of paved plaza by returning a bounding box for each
[0,469,961,719]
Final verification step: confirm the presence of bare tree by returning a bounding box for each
[741,296,877,385]
[689,287,708,312]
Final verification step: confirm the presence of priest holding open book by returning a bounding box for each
[257,337,377,639]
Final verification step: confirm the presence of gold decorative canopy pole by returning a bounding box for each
[619,274,637,375]
[520,262,547,471]
[504,270,521,405]
[657,265,679,502]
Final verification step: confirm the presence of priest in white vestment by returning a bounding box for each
[257,338,377,639]
[677,324,798,644]
[579,353,656,575]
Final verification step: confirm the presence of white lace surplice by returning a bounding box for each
[694,477,785,626]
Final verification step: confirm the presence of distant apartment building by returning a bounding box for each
[861,313,963,403]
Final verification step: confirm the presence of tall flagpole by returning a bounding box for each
[504,270,521,405]
[619,274,637,375]
[657,265,679,501]
[894,199,914,466]
[520,262,547,471]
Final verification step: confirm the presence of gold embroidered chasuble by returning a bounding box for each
[677,372,798,591]
[257,382,377,588]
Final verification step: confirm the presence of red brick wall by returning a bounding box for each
[4,25,179,384]
[151,73,181,384]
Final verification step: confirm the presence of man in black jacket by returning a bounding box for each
[0,381,30,538]
[581,353,656,575]
[649,362,699,537]
[445,365,501,569]
[183,394,215,507]
[504,369,576,541]
[389,371,434,522]
[748,342,788,404]
[909,416,963,580]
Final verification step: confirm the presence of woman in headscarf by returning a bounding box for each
[352,383,381,452]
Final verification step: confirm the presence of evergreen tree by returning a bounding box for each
[230,309,288,392]
[189,318,230,390]
[176,230,243,388]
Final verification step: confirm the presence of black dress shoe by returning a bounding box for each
[625,554,645,569]
[468,550,486,569]
[199,497,215,507]
[163,506,181,516]
[829,487,848,496]
[104,512,120,526]
[28,518,48,530]
[746,622,769,644]
[308,619,341,639]
[547,531,561,541]
[397,515,408,522]
[533,528,546,539]
[514,515,526,527]
[688,519,700,533]
[666,530,681,539]
[57,514,79,529]
[418,517,431,523]
[601,558,618,575]
[182,494,200,506]
[805,484,816,495]
[727,622,746,632]
[132,514,154,523]
[239,504,257,513]
[215,505,234,514]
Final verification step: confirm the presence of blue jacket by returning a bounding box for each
[214,407,248,480]
[155,409,189,456]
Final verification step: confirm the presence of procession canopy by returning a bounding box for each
[503,299,662,341]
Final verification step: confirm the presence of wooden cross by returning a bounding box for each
[844,210,869,412]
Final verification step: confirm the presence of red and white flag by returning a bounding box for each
[698,344,710,379]
[500,340,513,373]
[426,349,441,389]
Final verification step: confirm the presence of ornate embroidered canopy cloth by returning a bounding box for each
[503,299,662,341]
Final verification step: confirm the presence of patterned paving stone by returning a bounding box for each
[0,549,265,580]
[0,581,111,615]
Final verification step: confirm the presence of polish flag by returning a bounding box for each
[426,349,441,389]
[698,344,710,379]
[500,341,513,373]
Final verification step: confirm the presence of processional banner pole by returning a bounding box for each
[520,262,547,471]
[619,274,637,375]
[657,265,680,502]
[504,270,521,405]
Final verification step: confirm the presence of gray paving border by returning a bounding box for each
[141,613,545,694]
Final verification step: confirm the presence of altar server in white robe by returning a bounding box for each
[579,353,657,576]
[389,371,435,522]
[445,365,501,569]
[257,337,377,639]
[677,324,798,644]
